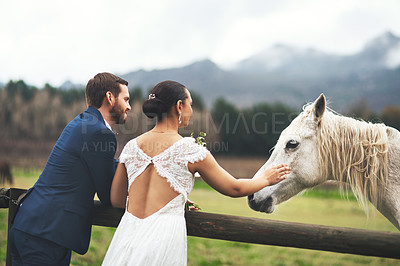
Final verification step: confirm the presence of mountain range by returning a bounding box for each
[73,31,400,112]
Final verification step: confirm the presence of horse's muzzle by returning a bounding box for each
[247,194,275,213]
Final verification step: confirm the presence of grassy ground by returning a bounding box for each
[1,169,399,265]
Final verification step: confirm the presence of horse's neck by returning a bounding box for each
[382,127,400,229]
[324,115,396,208]
[352,126,400,230]
[384,127,400,198]
[333,131,400,230]
[375,169,400,230]
[326,116,400,230]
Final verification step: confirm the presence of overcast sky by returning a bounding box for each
[1,0,399,87]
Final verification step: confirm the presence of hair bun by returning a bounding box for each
[142,98,167,119]
[142,80,187,121]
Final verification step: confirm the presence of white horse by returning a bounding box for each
[248,94,400,230]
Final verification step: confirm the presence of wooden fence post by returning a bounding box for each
[5,188,26,266]
[0,188,9,208]
[185,211,400,259]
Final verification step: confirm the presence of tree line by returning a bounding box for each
[1,80,399,157]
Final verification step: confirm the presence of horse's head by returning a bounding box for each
[248,94,328,213]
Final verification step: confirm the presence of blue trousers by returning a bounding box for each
[8,227,71,266]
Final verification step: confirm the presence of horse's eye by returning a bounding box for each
[285,140,299,150]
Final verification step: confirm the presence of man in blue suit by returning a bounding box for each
[8,72,131,265]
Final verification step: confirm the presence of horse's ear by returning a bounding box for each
[313,93,326,121]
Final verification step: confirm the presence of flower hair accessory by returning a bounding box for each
[148,93,156,99]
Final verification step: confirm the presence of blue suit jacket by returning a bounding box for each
[12,107,118,254]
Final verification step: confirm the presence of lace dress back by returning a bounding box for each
[120,137,207,199]
[102,137,208,266]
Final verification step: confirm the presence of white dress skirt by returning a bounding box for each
[102,194,187,266]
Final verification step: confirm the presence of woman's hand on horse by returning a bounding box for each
[262,164,291,186]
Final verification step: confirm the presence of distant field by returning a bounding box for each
[214,156,269,178]
[1,168,399,265]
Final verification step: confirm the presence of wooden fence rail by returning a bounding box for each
[2,187,400,265]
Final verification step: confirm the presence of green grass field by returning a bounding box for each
[1,169,399,265]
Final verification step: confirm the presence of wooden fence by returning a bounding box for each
[1,188,400,265]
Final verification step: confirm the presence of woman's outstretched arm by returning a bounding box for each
[110,163,129,208]
[190,153,290,198]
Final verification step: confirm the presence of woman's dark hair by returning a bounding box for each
[85,72,128,108]
[142,80,188,121]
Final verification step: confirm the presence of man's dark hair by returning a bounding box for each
[85,72,128,108]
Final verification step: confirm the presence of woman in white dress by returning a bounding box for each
[102,80,290,265]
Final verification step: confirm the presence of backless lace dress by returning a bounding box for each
[102,137,208,266]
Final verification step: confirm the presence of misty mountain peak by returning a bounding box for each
[184,59,220,71]
[355,31,400,69]
[235,42,334,75]
[364,31,400,50]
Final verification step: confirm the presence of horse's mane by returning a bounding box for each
[310,106,389,213]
